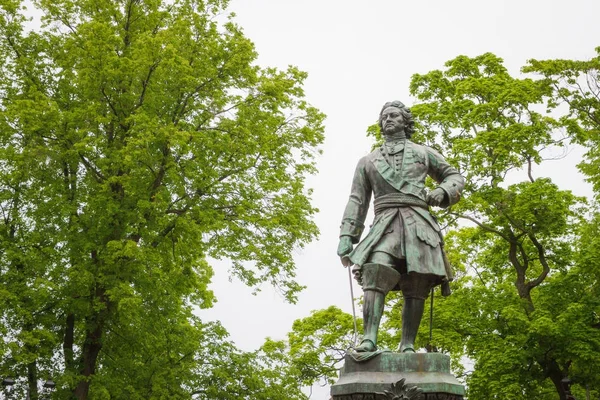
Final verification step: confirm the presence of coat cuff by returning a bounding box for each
[340,219,364,244]
[438,184,461,208]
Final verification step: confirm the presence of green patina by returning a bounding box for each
[331,352,465,397]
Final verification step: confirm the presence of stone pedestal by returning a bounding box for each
[331,352,465,400]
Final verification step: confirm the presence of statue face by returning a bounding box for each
[380,107,405,136]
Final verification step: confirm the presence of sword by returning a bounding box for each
[347,264,359,348]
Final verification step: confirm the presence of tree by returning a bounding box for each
[523,47,600,400]
[405,52,600,400]
[0,0,324,398]
[192,333,310,400]
[287,306,356,388]
[524,47,600,193]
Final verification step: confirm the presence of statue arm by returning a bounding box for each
[340,157,372,244]
[426,148,464,208]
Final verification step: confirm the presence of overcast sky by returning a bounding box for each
[198,0,600,397]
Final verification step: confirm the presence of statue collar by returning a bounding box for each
[384,140,405,155]
[381,138,410,156]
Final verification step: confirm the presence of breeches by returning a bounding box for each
[364,251,437,300]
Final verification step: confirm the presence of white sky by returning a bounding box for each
[198,0,600,397]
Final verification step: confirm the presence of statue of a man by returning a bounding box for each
[337,101,464,353]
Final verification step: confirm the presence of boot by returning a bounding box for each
[354,289,385,352]
[354,263,401,352]
[399,297,425,353]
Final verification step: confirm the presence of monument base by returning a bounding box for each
[331,352,465,400]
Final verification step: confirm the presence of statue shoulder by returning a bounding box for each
[353,152,375,172]
[360,147,382,162]
[369,146,384,157]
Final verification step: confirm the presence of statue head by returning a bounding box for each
[378,101,415,138]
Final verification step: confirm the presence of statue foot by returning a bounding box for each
[399,343,415,353]
[354,339,377,352]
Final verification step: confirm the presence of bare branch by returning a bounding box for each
[135,60,160,110]
[78,153,106,182]
[526,233,551,290]
[527,156,535,183]
[101,87,120,118]
[448,212,511,242]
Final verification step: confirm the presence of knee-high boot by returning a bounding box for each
[354,263,401,352]
[354,289,385,352]
[399,297,425,353]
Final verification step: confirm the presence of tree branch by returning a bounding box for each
[78,153,106,182]
[526,233,551,290]
[449,212,511,242]
[135,60,160,110]
[527,156,535,183]
[63,313,75,370]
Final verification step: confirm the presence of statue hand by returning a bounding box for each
[426,188,446,207]
[337,236,354,266]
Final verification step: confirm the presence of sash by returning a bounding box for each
[370,143,412,192]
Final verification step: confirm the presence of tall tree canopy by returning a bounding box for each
[286,50,600,400]
[0,0,324,398]
[405,51,600,400]
[525,46,600,194]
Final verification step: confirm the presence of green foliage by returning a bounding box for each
[0,0,323,398]
[406,52,598,399]
[287,306,356,386]
[409,53,557,190]
[525,47,600,196]
[191,335,308,400]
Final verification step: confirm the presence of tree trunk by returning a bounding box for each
[73,320,104,399]
[27,360,38,400]
[586,384,590,400]
[545,359,568,400]
[63,313,75,370]
[73,285,108,400]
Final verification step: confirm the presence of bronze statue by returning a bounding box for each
[337,101,464,353]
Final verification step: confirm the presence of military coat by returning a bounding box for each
[340,139,464,280]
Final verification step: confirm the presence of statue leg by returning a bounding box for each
[354,262,401,352]
[398,273,435,353]
[355,288,385,352]
[399,297,425,353]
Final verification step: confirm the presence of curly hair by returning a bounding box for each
[378,100,415,138]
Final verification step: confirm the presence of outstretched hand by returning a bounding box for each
[337,236,354,267]
[426,188,446,207]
